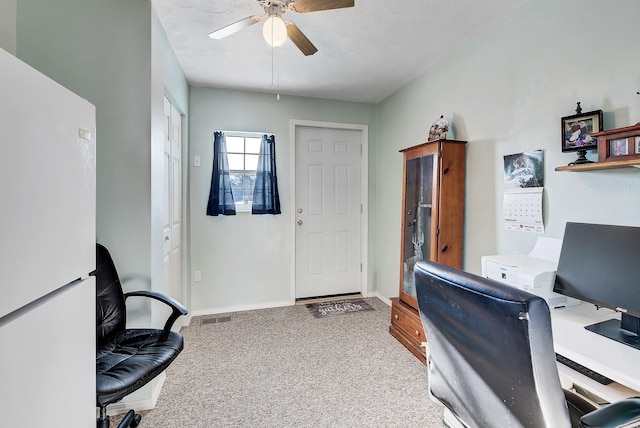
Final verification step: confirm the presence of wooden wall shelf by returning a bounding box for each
[555,159,640,172]
[557,123,640,171]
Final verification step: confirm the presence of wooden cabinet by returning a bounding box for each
[389,139,467,363]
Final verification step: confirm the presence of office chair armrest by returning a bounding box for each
[124,290,188,336]
[580,397,640,428]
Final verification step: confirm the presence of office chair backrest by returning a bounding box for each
[415,261,571,428]
[95,243,127,345]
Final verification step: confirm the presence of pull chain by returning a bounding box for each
[271,42,280,101]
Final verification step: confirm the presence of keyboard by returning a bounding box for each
[555,353,614,385]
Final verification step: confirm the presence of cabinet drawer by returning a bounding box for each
[391,304,425,344]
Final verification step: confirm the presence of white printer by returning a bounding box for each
[481,237,580,309]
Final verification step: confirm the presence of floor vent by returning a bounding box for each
[202,316,231,325]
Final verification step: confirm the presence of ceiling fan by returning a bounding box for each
[208,0,355,56]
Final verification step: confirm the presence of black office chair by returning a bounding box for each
[95,243,188,428]
[414,260,640,428]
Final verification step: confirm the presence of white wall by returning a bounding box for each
[374,0,640,299]
[189,88,377,313]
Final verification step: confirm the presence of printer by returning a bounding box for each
[481,237,580,309]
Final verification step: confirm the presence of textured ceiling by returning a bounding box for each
[153,0,528,104]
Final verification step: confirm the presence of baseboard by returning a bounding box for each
[182,312,193,327]
[190,300,292,317]
[100,372,166,417]
[367,291,392,306]
[191,295,391,318]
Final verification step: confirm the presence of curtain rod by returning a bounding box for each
[217,130,276,137]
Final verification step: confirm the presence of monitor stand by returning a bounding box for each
[585,314,640,351]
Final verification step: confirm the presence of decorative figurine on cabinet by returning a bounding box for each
[428,115,449,141]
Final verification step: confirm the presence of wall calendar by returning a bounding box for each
[503,150,544,233]
[503,187,544,233]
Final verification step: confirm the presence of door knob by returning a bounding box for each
[297,208,303,213]
[297,219,303,225]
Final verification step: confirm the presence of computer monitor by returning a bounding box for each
[553,222,640,350]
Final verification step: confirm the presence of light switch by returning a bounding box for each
[194,156,201,167]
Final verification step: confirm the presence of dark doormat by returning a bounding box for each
[306,298,375,318]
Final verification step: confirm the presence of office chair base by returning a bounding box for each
[97,414,109,428]
[116,410,141,428]
[97,410,141,428]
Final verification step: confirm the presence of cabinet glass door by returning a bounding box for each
[400,154,435,304]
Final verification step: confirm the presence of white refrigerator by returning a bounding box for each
[0,48,96,426]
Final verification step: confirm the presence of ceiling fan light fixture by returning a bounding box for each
[262,16,287,47]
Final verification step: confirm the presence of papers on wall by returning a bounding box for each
[503,150,544,233]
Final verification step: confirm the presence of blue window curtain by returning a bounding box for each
[252,134,281,215]
[207,131,236,216]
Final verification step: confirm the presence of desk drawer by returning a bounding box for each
[391,302,425,344]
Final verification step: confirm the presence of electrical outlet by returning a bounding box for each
[194,270,201,282]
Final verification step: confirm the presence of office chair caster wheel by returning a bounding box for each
[131,413,141,427]
[97,415,110,428]
[116,410,140,428]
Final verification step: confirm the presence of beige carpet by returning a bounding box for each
[111,298,446,427]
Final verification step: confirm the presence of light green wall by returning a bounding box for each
[10,0,640,313]
[16,0,190,311]
[374,0,640,299]
[0,0,16,54]
[15,0,190,407]
[189,88,377,312]
[17,0,154,290]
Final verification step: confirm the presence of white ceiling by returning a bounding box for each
[153,0,528,104]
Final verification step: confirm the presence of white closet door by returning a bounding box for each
[162,96,183,307]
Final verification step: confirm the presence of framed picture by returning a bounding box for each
[610,139,628,156]
[594,123,640,163]
[561,110,603,153]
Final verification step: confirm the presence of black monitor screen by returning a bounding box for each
[553,222,640,349]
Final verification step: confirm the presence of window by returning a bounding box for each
[226,133,262,211]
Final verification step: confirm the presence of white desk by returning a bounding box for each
[551,303,640,403]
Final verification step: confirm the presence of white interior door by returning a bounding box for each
[295,126,362,299]
[163,96,183,305]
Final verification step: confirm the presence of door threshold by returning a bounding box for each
[295,293,362,305]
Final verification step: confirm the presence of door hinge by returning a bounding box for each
[436,227,440,236]
[360,263,363,273]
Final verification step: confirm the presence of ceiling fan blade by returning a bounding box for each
[285,22,318,56]
[290,0,354,13]
[208,15,263,39]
